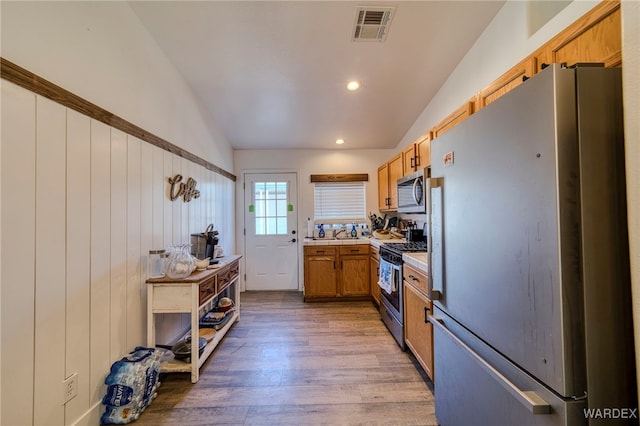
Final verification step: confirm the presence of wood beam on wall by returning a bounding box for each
[310,174,369,183]
[0,57,236,182]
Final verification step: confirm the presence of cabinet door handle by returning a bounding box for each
[415,155,420,167]
[409,274,419,282]
[333,261,336,269]
[341,261,344,269]
[317,250,325,253]
[410,157,415,168]
[424,306,430,323]
[350,249,360,253]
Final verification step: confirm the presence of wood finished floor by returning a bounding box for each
[136,291,436,425]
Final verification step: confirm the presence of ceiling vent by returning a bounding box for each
[352,7,395,42]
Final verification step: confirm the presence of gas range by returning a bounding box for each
[380,241,427,263]
[378,239,428,350]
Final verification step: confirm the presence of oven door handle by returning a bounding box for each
[390,263,400,292]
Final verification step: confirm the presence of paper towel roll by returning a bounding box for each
[307,218,313,238]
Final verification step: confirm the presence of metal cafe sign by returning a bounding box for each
[168,174,200,203]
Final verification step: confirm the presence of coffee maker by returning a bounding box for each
[191,224,218,259]
[404,221,424,242]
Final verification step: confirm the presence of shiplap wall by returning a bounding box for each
[1,79,235,425]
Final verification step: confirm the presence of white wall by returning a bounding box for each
[234,149,393,290]
[0,1,233,171]
[0,2,236,425]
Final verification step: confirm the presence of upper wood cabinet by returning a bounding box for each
[402,144,417,176]
[477,57,537,109]
[378,153,403,211]
[377,163,390,211]
[415,133,432,169]
[402,131,433,176]
[535,1,621,72]
[432,100,475,139]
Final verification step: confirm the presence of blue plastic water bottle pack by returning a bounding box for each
[100,346,165,424]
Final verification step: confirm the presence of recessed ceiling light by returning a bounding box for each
[346,80,361,91]
[336,139,345,145]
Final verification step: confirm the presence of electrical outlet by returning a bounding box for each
[63,373,78,404]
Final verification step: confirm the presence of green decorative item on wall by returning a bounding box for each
[248,204,255,213]
[288,204,293,212]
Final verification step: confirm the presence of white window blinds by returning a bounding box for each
[313,182,366,224]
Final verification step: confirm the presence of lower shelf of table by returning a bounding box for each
[159,310,239,374]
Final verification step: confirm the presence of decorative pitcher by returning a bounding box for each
[165,244,196,279]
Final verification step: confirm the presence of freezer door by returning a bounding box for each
[431,308,586,426]
[430,64,585,397]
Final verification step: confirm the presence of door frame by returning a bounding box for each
[240,169,301,291]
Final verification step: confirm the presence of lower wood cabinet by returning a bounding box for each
[303,246,337,297]
[403,264,434,381]
[370,246,380,306]
[339,246,370,296]
[304,245,370,301]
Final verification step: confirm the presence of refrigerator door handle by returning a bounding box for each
[430,178,444,300]
[431,316,551,415]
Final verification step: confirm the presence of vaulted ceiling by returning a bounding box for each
[129,1,505,150]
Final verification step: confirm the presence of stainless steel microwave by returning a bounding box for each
[397,168,428,213]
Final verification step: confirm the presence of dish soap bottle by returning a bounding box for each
[351,224,357,238]
[318,224,325,238]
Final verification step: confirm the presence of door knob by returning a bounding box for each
[288,238,297,243]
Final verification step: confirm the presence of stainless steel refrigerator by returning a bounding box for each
[429,64,637,425]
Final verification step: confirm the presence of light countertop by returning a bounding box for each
[303,236,406,247]
[303,236,428,274]
[403,252,428,272]
[367,238,406,248]
[302,237,370,245]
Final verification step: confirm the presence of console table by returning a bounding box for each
[146,255,241,383]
